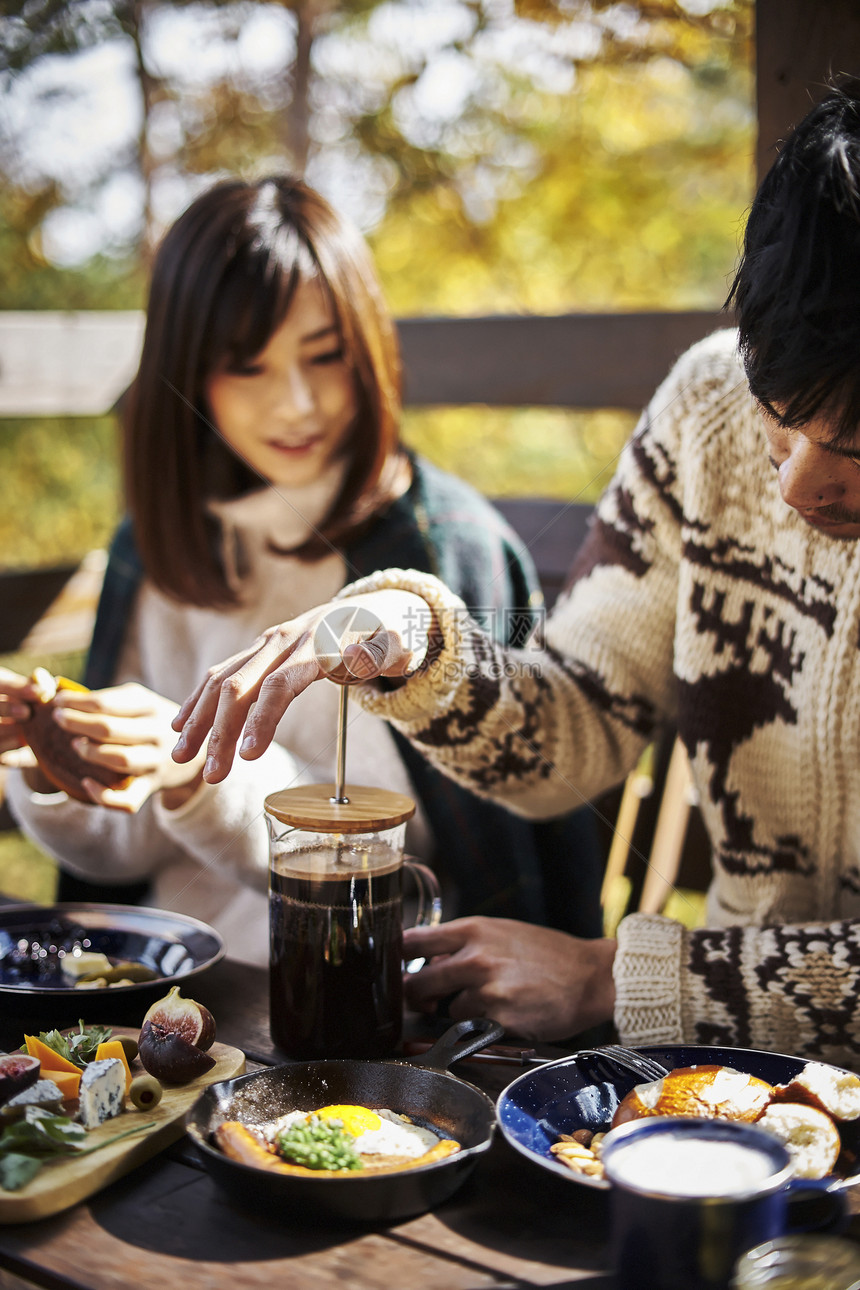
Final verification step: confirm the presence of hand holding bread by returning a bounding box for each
[3,669,208,813]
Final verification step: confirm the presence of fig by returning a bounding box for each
[141,986,216,1051]
[137,1021,215,1084]
[20,669,133,804]
[137,986,217,1084]
[0,1053,40,1107]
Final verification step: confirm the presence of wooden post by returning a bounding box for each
[756,0,860,181]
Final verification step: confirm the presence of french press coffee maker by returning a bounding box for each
[264,660,441,1060]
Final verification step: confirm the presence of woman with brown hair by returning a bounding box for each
[1,176,603,964]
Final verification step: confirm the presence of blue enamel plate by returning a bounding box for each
[496,1044,860,1194]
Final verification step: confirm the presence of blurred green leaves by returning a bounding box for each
[0,416,120,569]
[0,0,754,567]
[403,406,636,500]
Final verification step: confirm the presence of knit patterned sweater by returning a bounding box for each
[343,329,860,1070]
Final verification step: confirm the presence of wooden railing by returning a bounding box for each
[0,307,727,656]
[0,308,728,419]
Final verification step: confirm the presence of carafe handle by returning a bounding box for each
[403,856,441,974]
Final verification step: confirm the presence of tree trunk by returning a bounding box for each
[129,0,158,263]
[283,0,317,174]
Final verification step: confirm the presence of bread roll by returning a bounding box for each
[772,1061,860,1122]
[611,1065,774,1129]
[22,669,133,803]
[756,1102,841,1179]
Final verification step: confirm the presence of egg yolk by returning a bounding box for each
[314,1105,382,1136]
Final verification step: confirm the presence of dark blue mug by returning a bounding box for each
[601,1117,845,1290]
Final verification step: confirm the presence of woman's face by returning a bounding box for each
[205,276,358,490]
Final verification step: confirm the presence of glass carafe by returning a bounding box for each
[265,784,441,1059]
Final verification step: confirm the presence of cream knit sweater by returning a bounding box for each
[342,329,860,1069]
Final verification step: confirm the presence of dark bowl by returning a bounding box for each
[0,902,224,1046]
[497,1043,860,1195]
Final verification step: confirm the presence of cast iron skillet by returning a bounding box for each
[186,1017,504,1223]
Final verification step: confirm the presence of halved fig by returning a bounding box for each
[20,669,133,804]
[0,1053,40,1107]
[137,1020,216,1084]
[141,985,216,1051]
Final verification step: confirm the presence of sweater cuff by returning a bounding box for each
[150,747,302,895]
[334,568,477,725]
[613,912,686,1045]
[5,768,69,811]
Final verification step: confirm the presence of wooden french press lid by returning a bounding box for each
[264,784,416,833]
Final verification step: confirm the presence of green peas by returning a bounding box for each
[275,1116,363,1171]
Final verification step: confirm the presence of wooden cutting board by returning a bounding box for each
[0,1026,245,1224]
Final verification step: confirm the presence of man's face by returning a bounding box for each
[763,406,860,540]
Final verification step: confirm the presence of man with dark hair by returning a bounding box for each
[730,82,860,445]
[176,81,860,1067]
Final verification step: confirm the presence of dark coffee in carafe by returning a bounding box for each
[269,849,404,1059]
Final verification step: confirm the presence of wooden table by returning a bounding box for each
[0,957,618,1289]
[2,957,860,1290]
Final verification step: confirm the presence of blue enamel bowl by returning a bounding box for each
[496,1044,860,1194]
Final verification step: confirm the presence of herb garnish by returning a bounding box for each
[0,1106,154,1191]
[33,1021,113,1068]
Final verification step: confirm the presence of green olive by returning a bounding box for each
[129,1073,163,1110]
[115,1034,139,1064]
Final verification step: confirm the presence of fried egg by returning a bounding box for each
[264,1103,440,1159]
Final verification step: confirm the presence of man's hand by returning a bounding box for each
[403,917,617,1042]
[171,590,429,784]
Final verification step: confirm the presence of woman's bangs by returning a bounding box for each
[202,235,313,374]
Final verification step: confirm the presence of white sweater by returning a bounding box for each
[342,330,860,1069]
[7,474,429,964]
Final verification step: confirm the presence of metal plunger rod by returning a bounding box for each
[333,684,349,804]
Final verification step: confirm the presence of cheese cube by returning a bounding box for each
[79,1058,126,1129]
[60,951,112,980]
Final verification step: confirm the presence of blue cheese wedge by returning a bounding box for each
[1,1079,64,1121]
[79,1058,126,1130]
